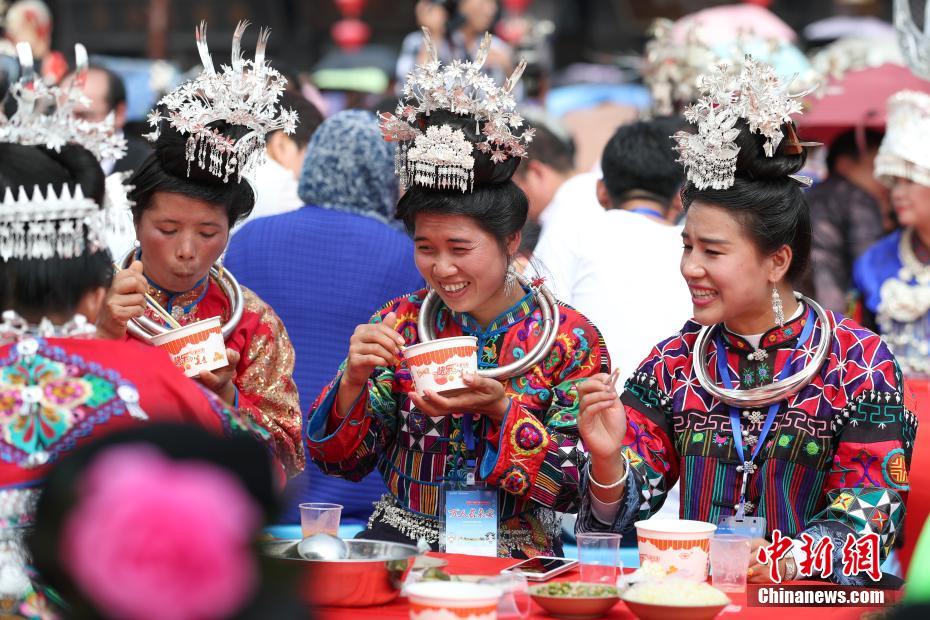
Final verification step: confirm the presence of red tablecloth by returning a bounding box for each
[314,553,896,619]
[901,378,930,573]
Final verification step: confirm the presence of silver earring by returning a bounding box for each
[504,261,517,296]
[771,285,785,327]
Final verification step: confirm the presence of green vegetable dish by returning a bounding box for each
[532,582,619,598]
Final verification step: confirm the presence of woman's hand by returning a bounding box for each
[344,312,405,386]
[577,373,628,461]
[408,372,509,423]
[198,349,240,406]
[748,538,796,583]
[336,312,404,416]
[96,260,147,340]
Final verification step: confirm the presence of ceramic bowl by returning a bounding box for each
[529,583,620,619]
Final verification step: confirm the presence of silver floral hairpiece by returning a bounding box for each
[0,42,127,161]
[673,56,809,190]
[145,21,298,183]
[378,28,533,192]
[0,184,104,261]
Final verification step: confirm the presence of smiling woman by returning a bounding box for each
[575,59,915,588]
[306,36,609,559]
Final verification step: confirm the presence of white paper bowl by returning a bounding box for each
[634,519,717,582]
[403,336,478,395]
[150,316,228,377]
[406,582,502,620]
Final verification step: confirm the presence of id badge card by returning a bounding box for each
[444,486,498,557]
[717,515,766,539]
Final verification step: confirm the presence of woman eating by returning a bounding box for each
[306,32,609,558]
[0,43,274,527]
[94,22,304,476]
[575,59,916,586]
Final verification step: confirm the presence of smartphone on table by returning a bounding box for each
[505,556,578,581]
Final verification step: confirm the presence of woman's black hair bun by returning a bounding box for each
[733,120,807,182]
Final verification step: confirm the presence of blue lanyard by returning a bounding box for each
[462,414,477,486]
[714,308,816,510]
[630,207,664,219]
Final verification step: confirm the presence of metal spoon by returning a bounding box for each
[297,533,349,561]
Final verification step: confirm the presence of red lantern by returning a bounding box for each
[334,0,366,18]
[496,18,527,45]
[502,0,532,15]
[331,18,370,51]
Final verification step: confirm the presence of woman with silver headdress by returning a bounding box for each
[0,41,271,571]
[306,32,608,558]
[575,59,916,586]
[855,92,930,385]
[94,23,304,477]
[853,90,930,575]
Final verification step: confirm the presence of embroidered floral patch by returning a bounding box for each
[0,341,146,468]
[500,465,530,495]
[407,411,429,435]
[513,419,545,453]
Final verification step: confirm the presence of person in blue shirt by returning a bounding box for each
[225,110,424,524]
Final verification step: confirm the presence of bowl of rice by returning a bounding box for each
[621,580,729,620]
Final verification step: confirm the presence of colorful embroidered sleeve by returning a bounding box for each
[478,306,610,513]
[233,289,304,477]
[799,327,917,585]
[305,303,401,481]
[576,334,683,534]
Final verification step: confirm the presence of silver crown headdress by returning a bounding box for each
[672,56,809,190]
[0,184,105,261]
[0,42,127,161]
[145,21,298,183]
[378,28,533,192]
[895,0,930,81]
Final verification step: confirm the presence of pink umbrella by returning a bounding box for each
[670,4,796,46]
[799,63,930,144]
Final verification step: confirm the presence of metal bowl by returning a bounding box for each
[262,538,420,607]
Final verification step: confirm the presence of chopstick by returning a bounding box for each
[607,368,622,393]
[112,262,183,329]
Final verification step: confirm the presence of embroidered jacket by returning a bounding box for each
[142,277,304,476]
[0,337,272,524]
[854,229,930,379]
[307,288,609,557]
[577,306,917,585]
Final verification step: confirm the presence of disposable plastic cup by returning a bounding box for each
[299,502,343,538]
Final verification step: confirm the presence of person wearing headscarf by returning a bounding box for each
[225,110,424,524]
[94,23,304,476]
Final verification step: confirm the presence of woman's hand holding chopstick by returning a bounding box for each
[96,261,149,340]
